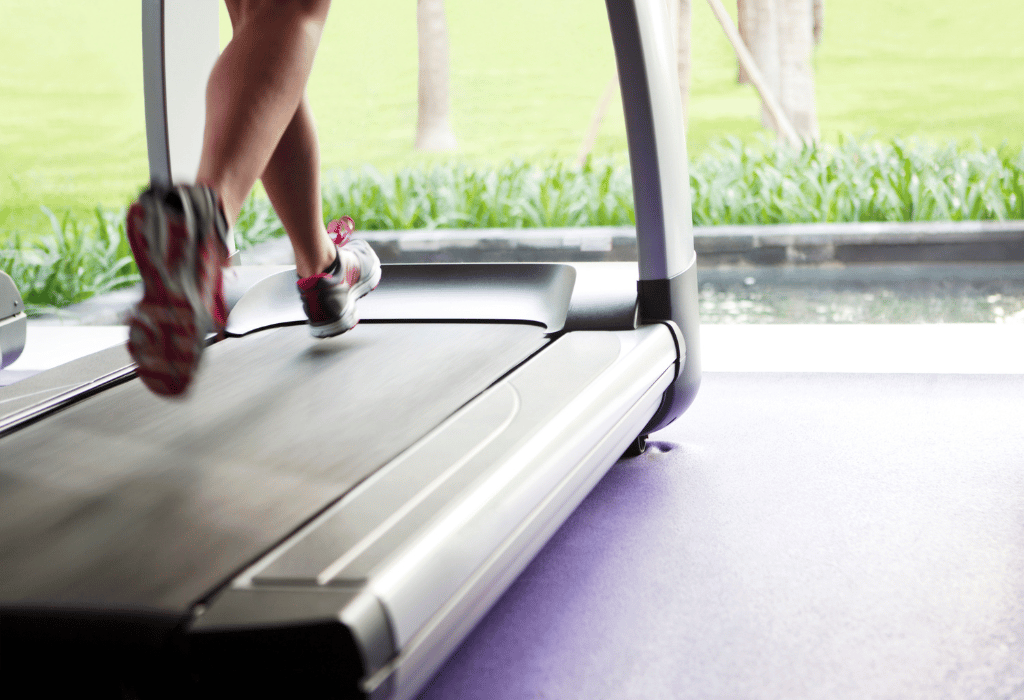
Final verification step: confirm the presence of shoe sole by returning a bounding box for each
[126,192,226,396]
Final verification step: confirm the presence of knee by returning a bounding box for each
[224,0,331,29]
[295,0,332,21]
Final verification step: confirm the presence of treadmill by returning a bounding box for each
[0,1,701,698]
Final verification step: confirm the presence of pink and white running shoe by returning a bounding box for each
[125,185,231,397]
[296,217,382,338]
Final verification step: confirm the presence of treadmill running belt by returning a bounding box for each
[0,323,547,612]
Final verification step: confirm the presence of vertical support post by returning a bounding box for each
[605,0,702,427]
[141,0,219,187]
[605,0,693,282]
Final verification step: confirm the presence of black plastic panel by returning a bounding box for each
[0,605,188,696]
[189,586,395,687]
[637,259,702,431]
[188,588,384,699]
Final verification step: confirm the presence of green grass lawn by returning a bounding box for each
[2,0,1023,243]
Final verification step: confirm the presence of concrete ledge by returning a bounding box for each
[696,220,1024,266]
[242,220,1024,267]
[241,227,638,266]
[697,219,1024,244]
[31,221,1024,327]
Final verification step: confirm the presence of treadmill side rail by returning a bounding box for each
[0,344,135,439]
[381,337,676,700]
[198,324,678,697]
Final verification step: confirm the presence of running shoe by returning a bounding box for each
[126,184,231,397]
[296,216,382,338]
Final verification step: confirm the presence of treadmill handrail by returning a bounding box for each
[141,0,218,188]
[606,0,694,282]
[606,0,702,426]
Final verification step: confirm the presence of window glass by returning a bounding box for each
[1,0,1021,327]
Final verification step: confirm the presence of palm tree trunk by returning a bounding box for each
[575,75,618,166]
[706,0,799,145]
[777,0,819,141]
[737,0,780,134]
[415,0,457,151]
[813,0,825,45]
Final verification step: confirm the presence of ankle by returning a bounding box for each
[294,238,338,279]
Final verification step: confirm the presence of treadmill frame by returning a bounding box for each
[190,325,678,699]
[0,2,701,697]
[143,0,703,693]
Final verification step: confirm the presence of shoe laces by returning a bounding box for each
[327,216,355,247]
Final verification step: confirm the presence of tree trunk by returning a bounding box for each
[777,0,819,141]
[737,0,778,96]
[575,75,618,166]
[729,0,818,142]
[707,0,800,145]
[415,0,457,151]
[737,0,750,84]
[812,0,824,45]
[813,0,824,45]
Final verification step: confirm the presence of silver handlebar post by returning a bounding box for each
[141,0,219,188]
[606,0,702,427]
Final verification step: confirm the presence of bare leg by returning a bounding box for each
[261,96,337,278]
[197,0,336,277]
[127,0,358,395]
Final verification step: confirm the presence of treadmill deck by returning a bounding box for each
[0,323,547,612]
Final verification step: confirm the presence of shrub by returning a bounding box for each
[4,137,1022,312]
[1,207,138,314]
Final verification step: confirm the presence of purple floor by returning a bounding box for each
[418,371,1024,700]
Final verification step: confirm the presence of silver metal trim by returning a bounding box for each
[370,327,673,646]
[141,0,170,186]
[235,383,524,587]
[606,0,694,280]
[381,359,674,700]
[221,325,678,696]
[141,0,218,186]
[1,268,27,370]
[316,389,520,585]
[0,364,136,439]
[0,312,27,371]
